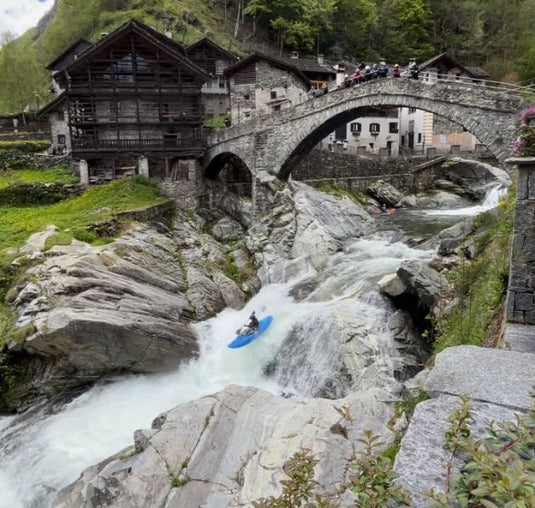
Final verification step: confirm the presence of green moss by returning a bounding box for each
[8,323,37,344]
[316,181,369,205]
[224,254,246,284]
[43,231,73,251]
[170,475,190,488]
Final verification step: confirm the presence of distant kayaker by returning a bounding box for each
[380,203,388,215]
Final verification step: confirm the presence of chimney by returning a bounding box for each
[317,54,324,65]
[291,51,299,59]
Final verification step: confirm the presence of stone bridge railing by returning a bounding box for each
[205,78,529,184]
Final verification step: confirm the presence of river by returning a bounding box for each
[0,185,506,507]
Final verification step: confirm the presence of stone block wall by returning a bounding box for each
[292,149,438,193]
[506,157,535,324]
[159,159,206,209]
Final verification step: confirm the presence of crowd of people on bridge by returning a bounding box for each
[307,59,420,100]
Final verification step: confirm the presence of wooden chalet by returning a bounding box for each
[49,20,209,182]
[186,38,238,119]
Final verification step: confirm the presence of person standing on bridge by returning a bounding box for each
[393,64,401,78]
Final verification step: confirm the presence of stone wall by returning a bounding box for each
[0,183,83,206]
[0,154,72,170]
[159,159,208,209]
[506,157,535,325]
[292,149,440,193]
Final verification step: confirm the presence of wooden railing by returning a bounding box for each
[72,137,205,151]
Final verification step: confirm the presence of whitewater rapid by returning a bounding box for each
[0,234,435,508]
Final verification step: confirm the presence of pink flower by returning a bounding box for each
[521,106,535,125]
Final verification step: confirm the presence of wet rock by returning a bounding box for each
[366,180,403,207]
[211,217,244,242]
[414,190,469,209]
[54,385,395,508]
[396,260,447,309]
[440,157,511,194]
[377,273,407,297]
[437,217,475,256]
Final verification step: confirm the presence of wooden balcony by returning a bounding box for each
[71,137,206,154]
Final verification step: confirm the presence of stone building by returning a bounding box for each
[225,53,310,124]
[42,20,209,187]
[186,38,238,120]
[399,53,490,154]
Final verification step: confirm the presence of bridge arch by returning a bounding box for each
[204,151,253,198]
[205,78,528,208]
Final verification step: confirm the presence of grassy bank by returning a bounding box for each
[433,189,515,353]
[0,176,166,259]
[0,168,78,189]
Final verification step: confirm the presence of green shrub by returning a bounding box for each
[432,190,515,353]
[316,181,369,205]
[430,396,535,507]
[72,228,98,243]
[253,450,338,507]
[0,140,51,154]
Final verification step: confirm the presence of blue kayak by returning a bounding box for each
[228,315,274,349]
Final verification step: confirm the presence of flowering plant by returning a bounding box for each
[513,106,535,156]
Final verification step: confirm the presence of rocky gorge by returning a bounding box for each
[1,158,532,508]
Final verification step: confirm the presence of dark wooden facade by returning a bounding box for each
[58,21,209,159]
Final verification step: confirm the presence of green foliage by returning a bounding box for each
[253,449,338,507]
[432,190,515,353]
[203,115,229,129]
[351,430,411,507]
[0,168,78,189]
[316,181,369,205]
[0,140,51,154]
[43,231,73,251]
[223,252,247,284]
[430,396,535,507]
[170,475,190,487]
[0,177,166,259]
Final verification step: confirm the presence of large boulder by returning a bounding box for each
[440,157,511,193]
[366,180,403,207]
[4,215,249,409]
[54,384,395,508]
[396,260,447,309]
[395,346,535,506]
[436,217,475,256]
[291,182,375,259]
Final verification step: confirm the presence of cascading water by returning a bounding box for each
[0,182,507,507]
[0,235,433,508]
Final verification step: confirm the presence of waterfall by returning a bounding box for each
[0,235,433,508]
[423,183,508,217]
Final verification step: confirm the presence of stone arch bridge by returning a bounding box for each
[204,77,529,210]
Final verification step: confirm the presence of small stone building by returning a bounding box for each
[186,38,238,120]
[225,53,310,124]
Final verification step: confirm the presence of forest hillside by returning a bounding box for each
[0,0,534,114]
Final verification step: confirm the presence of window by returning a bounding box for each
[270,90,277,99]
[215,60,226,76]
[273,104,281,112]
[369,123,380,134]
[409,107,417,114]
[417,133,422,143]
[389,122,398,133]
[57,134,66,144]
[244,94,250,100]
[350,122,361,132]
